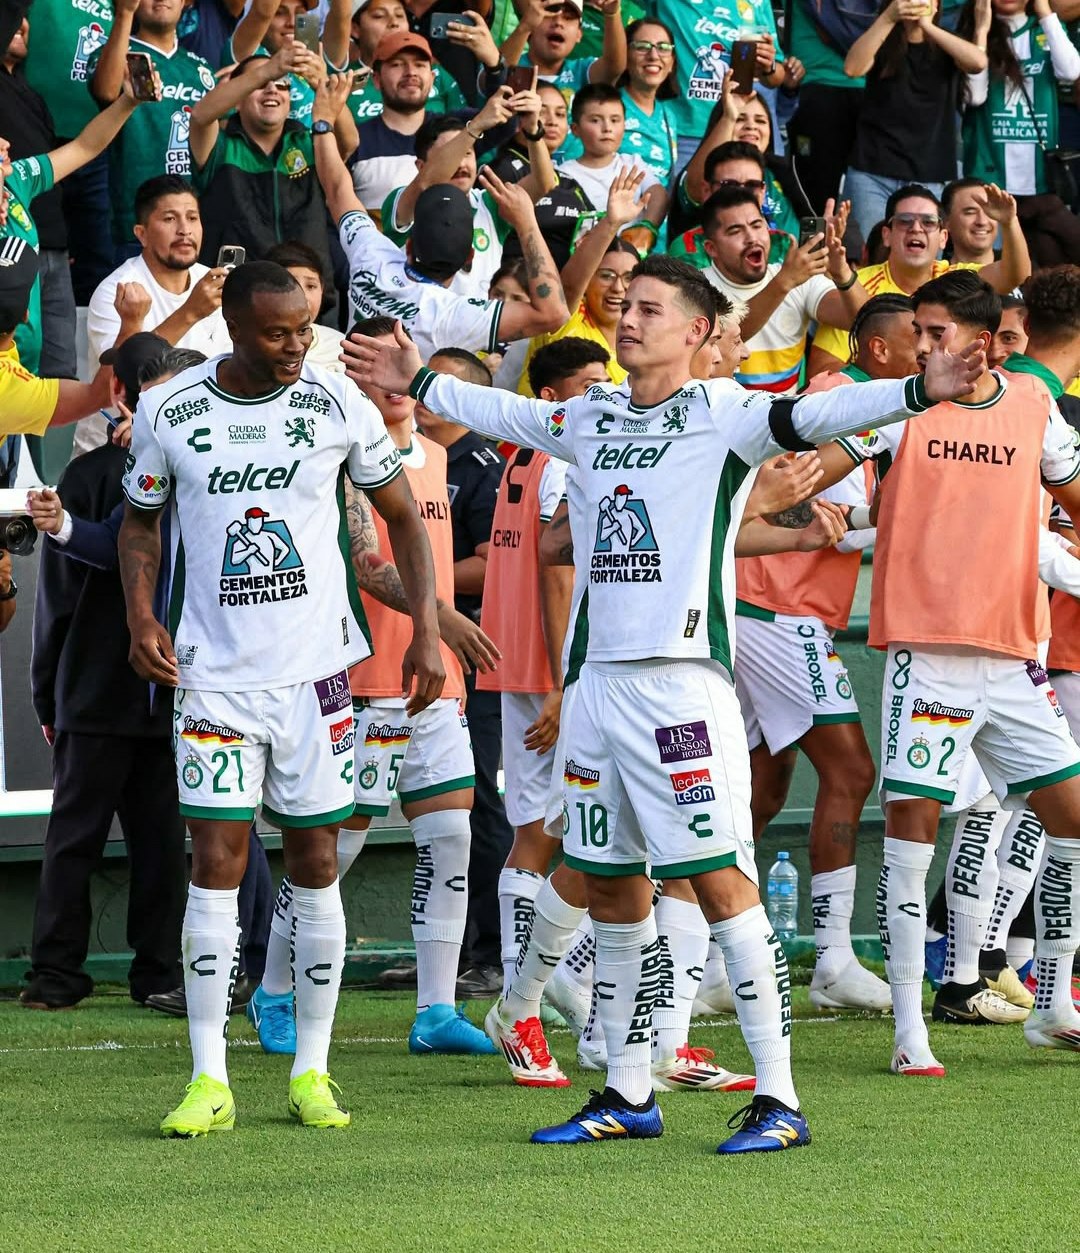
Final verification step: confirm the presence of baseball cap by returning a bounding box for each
[412,184,475,281]
[245,507,270,520]
[99,332,171,399]
[552,0,584,14]
[373,30,432,65]
[0,237,38,319]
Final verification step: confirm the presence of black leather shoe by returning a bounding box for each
[145,974,258,1018]
[455,964,503,999]
[377,962,418,989]
[19,982,85,1010]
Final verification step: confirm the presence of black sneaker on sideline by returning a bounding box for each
[377,962,418,989]
[456,964,503,999]
[144,974,257,1019]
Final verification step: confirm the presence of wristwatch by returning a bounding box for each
[312,119,334,136]
[0,572,18,601]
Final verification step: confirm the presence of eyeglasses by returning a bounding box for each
[628,39,675,54]
[265,78,291,91]
[714,178,766,192]
[595,268,631,286]
[889,212,942,230]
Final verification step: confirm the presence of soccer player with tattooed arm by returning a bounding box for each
[120,261,444,1138]
[340,254,986,1154]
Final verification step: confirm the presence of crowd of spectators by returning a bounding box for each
[3,0,1080,1007]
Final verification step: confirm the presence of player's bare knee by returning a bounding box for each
[689,864,760,923]
[550,860,589,907]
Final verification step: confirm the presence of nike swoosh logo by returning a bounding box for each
[211,1103,224,1115]
[414,1036,429,1049]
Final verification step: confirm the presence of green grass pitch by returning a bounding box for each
[2,987,1078,1252]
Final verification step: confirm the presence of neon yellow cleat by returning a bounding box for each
[288,1070,351,1128]
[160,1074,235,1138]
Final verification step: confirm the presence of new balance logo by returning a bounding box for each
[580,1114,627,1139]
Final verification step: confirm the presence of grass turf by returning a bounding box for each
[2,987,1078,1252]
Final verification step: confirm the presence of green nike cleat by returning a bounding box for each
[160,1074,235,1138]
[288,1070,351,1129]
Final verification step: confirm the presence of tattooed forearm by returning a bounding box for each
[521,226,568,314]
[345,480,379,560]
[356,553,410,612]
[118,504,163,621]
[539,503,575,566]
[765,502,815,529]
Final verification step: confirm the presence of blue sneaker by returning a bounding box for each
[409,1003,497,1055]
[246,984,296,1055]
[924,935,948,990]
[531,1088,664,1145]
[716,1096,810,1155]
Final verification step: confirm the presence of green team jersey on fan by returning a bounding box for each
[123,357,402,691]
[962,17,1060,196]
[346,62,467,124]
[23,0,113,139]
[2,155,52,374]
[654,0,783,140]
[408,367,933,679]
[88,38,216,244]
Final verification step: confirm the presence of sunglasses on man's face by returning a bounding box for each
[889,212,942,231]
[712,178,766,193]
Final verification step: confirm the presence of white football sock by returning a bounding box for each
[410,809,471,1012]
[811,866,856,976]
[290,882,346,1079]
[878,837,935,1051]
[503,877,584,1023]
[593,916,661,1106]
[711,904,797,1109]
[697,936,733,1008]
[652,895,709,1060]
[337,826,370,879]
[184,885,241,1085]
[944,801,1001,985]
[497,866,544,992]
[1006,935,1035,969]
[261,875,294,997]
[1033,836,1080,1016]
[983,809,1044,955]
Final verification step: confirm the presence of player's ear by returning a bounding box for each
[539,385,556,401]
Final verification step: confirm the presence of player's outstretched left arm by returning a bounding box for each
[341,324,577,460]
[738,323,987,462]
[364,472,445,715]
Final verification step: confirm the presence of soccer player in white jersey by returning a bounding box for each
[341,254,985,1152]
[120,262,444,1137]
[835,270,1080,1076]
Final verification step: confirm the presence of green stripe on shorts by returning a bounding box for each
[651,852,737,879]
[812,713,861,726]
[261,801,356,829]
[563,854,648,877]
[179,804,254,822]
[399,775,476,804]
[1006,762,1080,795]
[881,777,954,804]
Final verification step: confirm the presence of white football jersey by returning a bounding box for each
[124,357,402,692]
[411,367,931,678]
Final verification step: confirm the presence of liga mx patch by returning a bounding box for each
[670,768,715,806]
[655,720,711,764]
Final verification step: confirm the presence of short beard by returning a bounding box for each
[382,90,427,116]
[155,249,195,272]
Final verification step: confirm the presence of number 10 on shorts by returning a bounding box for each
[564,800,609,847]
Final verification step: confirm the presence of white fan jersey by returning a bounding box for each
[124,356,402,692]
[410,366,932,679]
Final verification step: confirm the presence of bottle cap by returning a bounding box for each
[777,851,789,860]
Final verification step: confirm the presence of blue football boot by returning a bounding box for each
[409,1003,498,1055]
[716,1096,811,1155]
[531,1088,664,1145]
[246,984,296,1055]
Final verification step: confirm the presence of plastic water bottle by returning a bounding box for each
[766,851,799,942]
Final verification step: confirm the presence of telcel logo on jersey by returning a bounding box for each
[165,397,211,427]
[208,461,300,493]
[670,768,715,806]
[655,721,711,764]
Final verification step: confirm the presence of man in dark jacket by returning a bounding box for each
[23,333,187,1009]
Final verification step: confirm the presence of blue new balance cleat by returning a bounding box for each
[409,1003,498,1055]
[924,935,948,991]
[246,984,296,1055]
[531,1088,664,1145]
[716,1096,811,1155]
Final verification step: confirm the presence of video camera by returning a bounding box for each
[0,488,38,556]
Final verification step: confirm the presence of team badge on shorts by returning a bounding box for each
[182,753,204,788]
[359,758,379,790]
[836,670,853,700]
[906,736,931,769]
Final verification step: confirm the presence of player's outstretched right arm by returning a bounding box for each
[341,324,577,459]
[118,504,178,686]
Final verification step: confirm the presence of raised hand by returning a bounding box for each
[184,268,227,320]
[976,182,1016,223]
[474,85,515,133]
[314,70,355,124]
[27,487,65,535]
[447,10,502,69]
[748,451,824,519]
[922,321,986,402]
[478,164,537,232]
[605,164,646,231]
[793,500,848,551]
[780,231,829,289]
[341,320,424,395]
[114,280,152,328]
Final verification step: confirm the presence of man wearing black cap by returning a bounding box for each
[315,72,567,360]
[23,331,187,1011]
[0,239,119,437]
